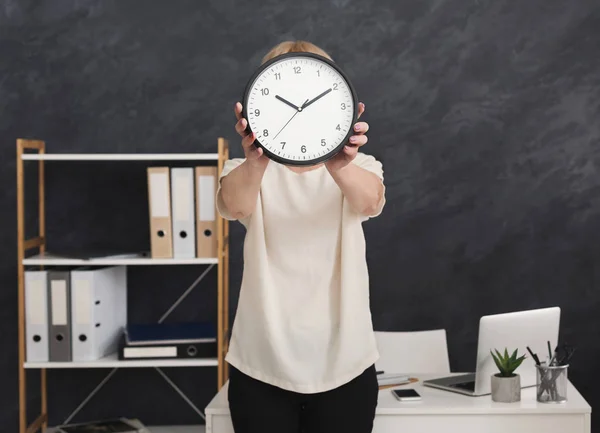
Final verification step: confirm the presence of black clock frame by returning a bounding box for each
[242,52,359,166]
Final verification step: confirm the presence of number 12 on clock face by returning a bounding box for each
[242,52,358,166]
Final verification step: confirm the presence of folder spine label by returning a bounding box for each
[73,279,92,324]
[198,175,216,221]
[50,280,68,325]
[149,172,170,217]
[174,175,192,221]
[27,279,46,326]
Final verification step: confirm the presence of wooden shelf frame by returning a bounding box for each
[21,153,220,161]
[16,138,231,433]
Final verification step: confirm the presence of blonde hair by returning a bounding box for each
[261,40,333,64]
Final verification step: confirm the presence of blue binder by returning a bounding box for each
[125,322,217,345]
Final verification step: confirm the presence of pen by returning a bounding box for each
[549,349,557,366]
[527,346,541,366]
[547,341,553,362]
[376,370,385,375]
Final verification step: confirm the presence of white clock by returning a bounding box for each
[242,52,358,166]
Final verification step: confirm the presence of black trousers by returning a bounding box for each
[227,364,379,433]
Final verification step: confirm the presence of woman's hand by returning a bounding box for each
[218,103,270,220]
[325,102,368,173]
[325,102,384,216]
[234,102,269,169]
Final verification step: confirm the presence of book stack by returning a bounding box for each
[118,322,217,361]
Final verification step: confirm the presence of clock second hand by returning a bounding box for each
[273,99,309,141]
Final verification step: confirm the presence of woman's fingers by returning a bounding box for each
[252,146,264,158]
[353,121,369,134]
[234,102,251,138]
[349,115,369,147]
[234,102,243,121]
[343,145,359,157]
[245,140,263,160]
[242,131,256,149]
[348,134,368,147]
[242,132,263,160]
[235,117,248,137]
[357,102,365,119]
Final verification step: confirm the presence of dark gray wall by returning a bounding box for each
[1,0,599,431]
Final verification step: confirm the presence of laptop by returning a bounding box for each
[423,307,561,396]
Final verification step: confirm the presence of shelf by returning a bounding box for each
[17,138,231,433]
[21,153,219,161]
[24,352,218,369]
[23,254,218,266]
[47,425,204,433]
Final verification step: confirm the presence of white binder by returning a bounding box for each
[25,268,50,362]
[147,167,173,258]
[195,166,218,258]
[70,266,127,362]
[171,168,196,258]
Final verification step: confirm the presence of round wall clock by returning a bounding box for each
[242,52,359,166]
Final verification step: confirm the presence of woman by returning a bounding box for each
[217,40,386,433]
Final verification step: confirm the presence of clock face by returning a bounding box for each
[242,52,358,166]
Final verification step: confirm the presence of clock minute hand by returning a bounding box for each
[275,95,300,111]
[301,88,332,110]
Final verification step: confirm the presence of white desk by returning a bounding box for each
[205,373,592,433]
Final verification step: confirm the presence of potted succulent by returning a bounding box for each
[490,348,526,403]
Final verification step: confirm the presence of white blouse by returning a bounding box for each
[216,152,386,393]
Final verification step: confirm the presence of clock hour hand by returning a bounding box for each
[301,88,332,110]
[275,95,301,111]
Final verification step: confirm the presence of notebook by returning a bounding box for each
[125,322,217,346]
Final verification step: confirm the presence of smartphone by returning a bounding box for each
[392,389,422,401]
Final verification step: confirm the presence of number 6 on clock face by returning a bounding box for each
[242,52,359,166]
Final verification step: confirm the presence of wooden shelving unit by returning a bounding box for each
[16,138,231,433]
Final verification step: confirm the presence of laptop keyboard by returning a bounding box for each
[449,381,476,391]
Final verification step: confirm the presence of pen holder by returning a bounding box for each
[536,364,568,403]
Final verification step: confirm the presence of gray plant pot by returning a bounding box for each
[491,374,521,403]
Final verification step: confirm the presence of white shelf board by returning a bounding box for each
[21,153,219,161]
[24,352,218,369]
[47,425,204,433]
[147,426,205,433]
[23,254,218,266]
